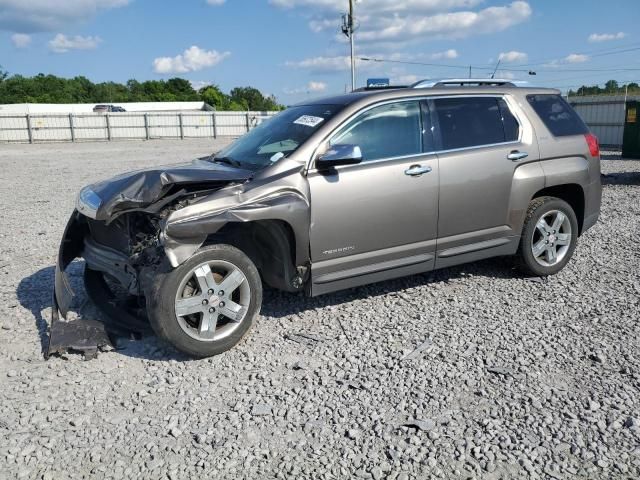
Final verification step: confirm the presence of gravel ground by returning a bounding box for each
[0,140,639,480]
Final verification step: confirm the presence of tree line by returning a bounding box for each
[0,67,283,111]
[568,80,640,96]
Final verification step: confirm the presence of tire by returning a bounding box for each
[146,244,262,358]
[516,196,579,277]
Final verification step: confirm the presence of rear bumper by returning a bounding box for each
[582,177,602,234]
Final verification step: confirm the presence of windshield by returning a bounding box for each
[213,104,342,169]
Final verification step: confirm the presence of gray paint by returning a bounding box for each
[55,84,602,313]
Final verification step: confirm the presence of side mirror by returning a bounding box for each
[316,144,363,171]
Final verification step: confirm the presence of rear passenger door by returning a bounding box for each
[428,95,541,268]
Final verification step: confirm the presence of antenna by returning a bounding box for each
[490,59,501,79]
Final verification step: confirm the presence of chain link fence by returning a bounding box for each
[0,111,277,143]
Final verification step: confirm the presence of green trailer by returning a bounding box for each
[622,100,640,158]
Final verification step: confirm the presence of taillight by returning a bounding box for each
[585,133,599,157]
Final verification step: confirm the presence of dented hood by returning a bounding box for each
[84,158,253,220]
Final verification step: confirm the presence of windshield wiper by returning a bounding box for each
[211,155,243,168]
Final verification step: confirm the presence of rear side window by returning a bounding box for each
[527,94,588,136]
[430,97,518,150]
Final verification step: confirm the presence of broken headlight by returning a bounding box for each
[77,186,102,219]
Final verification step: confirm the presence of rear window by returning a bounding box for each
[527,94,588,137]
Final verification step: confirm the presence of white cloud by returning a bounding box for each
[284,81,328,95]
[564,53,589,63]
[588,32,625,43]
[273,1,531,44]
[498,50,527,63]
[11,33,31,48]
[153,45,230,74]
[48,33,101,53]
[390,74,420,85]
[285,55,354,73]
[190,80,213,91]
[272,0,483,14]
[308,81,327,92]
[430,49,458,60]
[206,0,225,5]
[0,0,129,33]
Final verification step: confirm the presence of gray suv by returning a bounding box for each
[54,79,601,357]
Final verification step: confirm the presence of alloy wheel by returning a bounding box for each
[174,260,251,342]
[531,209,572,267]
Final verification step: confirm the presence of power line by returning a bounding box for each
[359,56,640,74]
[511,42,640,67]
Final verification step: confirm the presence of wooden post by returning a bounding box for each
[69,113,75,142]
[26,114,33,144]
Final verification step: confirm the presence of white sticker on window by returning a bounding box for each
[293,115,324,128]
[270,152,285,163]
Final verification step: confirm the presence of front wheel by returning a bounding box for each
[147,244,262,358]
[516,196,579,277]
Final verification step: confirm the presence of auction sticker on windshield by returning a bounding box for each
[293,115,324,128]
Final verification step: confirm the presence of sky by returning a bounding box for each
[1,0,639,104]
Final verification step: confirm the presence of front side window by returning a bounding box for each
[330,101,422,162]
[430,96,519,150]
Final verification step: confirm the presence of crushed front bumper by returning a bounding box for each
[48,211,112,359]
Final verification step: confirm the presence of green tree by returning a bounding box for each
[199,85,229,109]
[230,87,283,111]
[0,72,284,109]
[604,80,619,93]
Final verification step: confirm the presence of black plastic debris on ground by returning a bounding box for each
[46,316,113,360]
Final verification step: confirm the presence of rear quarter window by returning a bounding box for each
[527,94,588,137]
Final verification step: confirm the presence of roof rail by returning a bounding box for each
[352,85,408,92]
[412,78,517,88]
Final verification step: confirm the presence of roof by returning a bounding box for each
[296,84,561,108]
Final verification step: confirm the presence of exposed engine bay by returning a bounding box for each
[49,157,312,358]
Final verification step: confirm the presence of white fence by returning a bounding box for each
[0,111,278,143]
[568,94,640,149]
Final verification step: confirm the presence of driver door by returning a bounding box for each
[306,100,439,295]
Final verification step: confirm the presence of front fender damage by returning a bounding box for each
[162,159,311,270]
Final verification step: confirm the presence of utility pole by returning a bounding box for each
[342,0,356,91]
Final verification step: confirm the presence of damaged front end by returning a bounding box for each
[48,156,311,358]
[48,159,254,358]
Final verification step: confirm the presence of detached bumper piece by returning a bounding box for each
[48,297,113,360]
[47,211,114,360]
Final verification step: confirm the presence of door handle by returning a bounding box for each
[404,164,432,176]
[507,150,528,161]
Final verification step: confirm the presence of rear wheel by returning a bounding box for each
[516,196,578,277]
[146,244,262,358]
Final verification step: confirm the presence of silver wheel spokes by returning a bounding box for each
[174,261,250,342]
[531,210,571,267]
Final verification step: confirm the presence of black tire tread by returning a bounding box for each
[146,244,262,358]
[516,196,578,277]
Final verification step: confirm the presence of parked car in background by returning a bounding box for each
[93,104,126,113]
[55,79,601,358]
